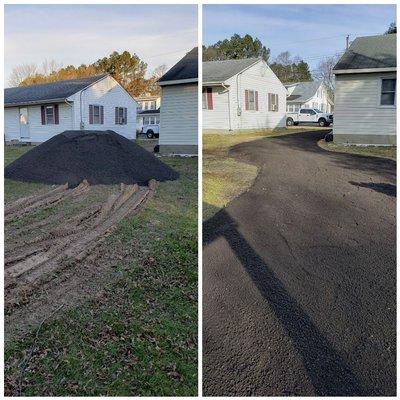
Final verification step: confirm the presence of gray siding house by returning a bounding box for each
[333,34,396,145]
[158,48,198,155]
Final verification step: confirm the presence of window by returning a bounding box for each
[45,106,55,124]
[115,107,127,125]
[41,104,59,125]
[300,109,309,114]
[89,105,104,124]
[203,87,213,110]
[150,101,156,110]
[268,93,278,112]
[381,78,396,106]
[245,90,258,111]
[287,104,299,113]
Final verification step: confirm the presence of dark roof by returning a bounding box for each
[138,109,160,115]
[334,34,396,71]
[4,74,108,107]
[285,81,321,103]
[158,48,198,84]
[203,58,260,83]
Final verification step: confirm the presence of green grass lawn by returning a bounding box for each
[4,146,198,396]
[319,140,396,161]
[203,128,303,220]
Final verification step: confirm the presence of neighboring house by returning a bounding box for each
[333,34,396,145]
[285,81,334,113]
[158,47,198,155]
[202,58,287,132]
[4,74,137,144]
[135,95,161,132]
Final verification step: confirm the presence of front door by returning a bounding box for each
[19,107,30,139]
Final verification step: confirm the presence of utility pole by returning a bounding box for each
[346,34,350,50]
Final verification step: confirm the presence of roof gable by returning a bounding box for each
[5,74,108,107]
[203,58,260,83]
[158,48,198,84]
[285,81,322,102]
[334,34,396,72]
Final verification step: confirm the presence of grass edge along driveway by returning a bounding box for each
[203,127,313,220]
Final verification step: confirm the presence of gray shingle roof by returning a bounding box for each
[5,74,108,107]
[158,48,198,84]
[285,81,321,103]
[334,34,396,71]
[203,58,260,83]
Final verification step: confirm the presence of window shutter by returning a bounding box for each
[115,107,118,124]
[41,106,46,125]
[89,105,93,124]
[124,107,127,124]
[276,94,279,112]
[268,93,272,112]
[255,91,259,111]
[206,87,213,110]
[54,104,59,124]
[100,106,104,124]
[245,90,249,110]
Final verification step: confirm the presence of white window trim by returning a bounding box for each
[378,76,396,108]
[91,104,103,125]
[247,90,257,112]
[45,105,55,125]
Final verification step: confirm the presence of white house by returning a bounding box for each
[202,58,287,132]
[135,95,161,133]
[4,74,137,144]
[285,81,333,113]
[333,34,396,145]
[158,48,198,155]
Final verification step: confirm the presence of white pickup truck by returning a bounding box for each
[141,123,160,139]
[286,108,333,127]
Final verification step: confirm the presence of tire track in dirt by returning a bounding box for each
[5,180,157,313]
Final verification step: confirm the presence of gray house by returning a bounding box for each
[285,81,333,113]
[158,48,198,155]
[333,34,396,145]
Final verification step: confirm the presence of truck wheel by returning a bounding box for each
[146,130,154,139]
[318,118,327,127]
[286,118,294,126]
[294,122,299,126]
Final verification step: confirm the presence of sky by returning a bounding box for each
[4,4,198,86]
[203,4,396,71]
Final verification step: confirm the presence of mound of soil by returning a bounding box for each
[5,130,179,186]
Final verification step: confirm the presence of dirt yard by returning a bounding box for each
[4,146,198,396]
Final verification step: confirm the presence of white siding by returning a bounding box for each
[203,60,287,131]
[159,83,198,145]
[202,87,231,130]
[5,103,73,142]
[68,75,137,139]
[333,72,396,138]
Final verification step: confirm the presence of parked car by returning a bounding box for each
[141,123,160,138]
[286,108,333,127]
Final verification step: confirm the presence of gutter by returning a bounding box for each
[333,67,396,75]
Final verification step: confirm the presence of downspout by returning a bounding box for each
[236,71,244,130]
[222,83,232,131]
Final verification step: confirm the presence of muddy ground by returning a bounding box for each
[5,179,156,342]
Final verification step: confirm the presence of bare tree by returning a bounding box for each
[8,63,38,87]
[312,53,342,100]
[41,59,62,77]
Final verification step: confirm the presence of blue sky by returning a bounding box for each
[203,4,396,70]
[5,4,197,85]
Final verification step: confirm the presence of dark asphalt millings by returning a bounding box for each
[5,130,179,186]
[203,130,396,396]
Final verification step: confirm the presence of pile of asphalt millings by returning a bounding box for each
[5,130,179,186]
